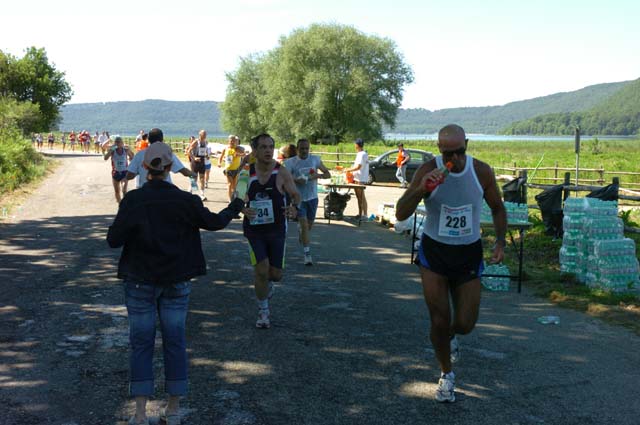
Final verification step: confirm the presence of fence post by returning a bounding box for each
[563,172,571,200]
[554,161,558,184]
[598,165,604,185]
[520,169,528,205]
[513,162,517,177]
[336,147,340,167]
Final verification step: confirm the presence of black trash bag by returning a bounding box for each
[323,192,351,220]
[502,176,527,204]
[586,182,619,201]
[535,184,564,236]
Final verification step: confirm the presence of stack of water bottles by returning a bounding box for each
[481,201,529,224]
[482,263,511,291]
[559,197,639,292]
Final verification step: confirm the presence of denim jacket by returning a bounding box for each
[107,180,244,286]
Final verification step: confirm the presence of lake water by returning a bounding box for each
[384,133,637,142]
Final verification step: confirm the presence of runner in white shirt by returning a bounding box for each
[103,135,134,203]
[126,128,196,188]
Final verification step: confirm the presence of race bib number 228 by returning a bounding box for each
[438,204,472,237]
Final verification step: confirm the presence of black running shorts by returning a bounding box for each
[417,234,484,286]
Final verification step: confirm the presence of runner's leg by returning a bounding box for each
[420,267,453,374]
[450,278,481,336]
[112,179,122,203]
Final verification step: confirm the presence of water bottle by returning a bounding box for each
[537,316,560,325]
[234,166,250,200]
[425,162,453,192]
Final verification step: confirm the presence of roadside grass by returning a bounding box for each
[0,133,57,218]
[483,211,640,335]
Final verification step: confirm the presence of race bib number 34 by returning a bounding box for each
[249,199,275,225]
[438,204,473,237]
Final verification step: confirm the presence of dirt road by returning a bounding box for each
[1,152,639,424]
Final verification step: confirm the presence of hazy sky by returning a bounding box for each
[2,0,638,110]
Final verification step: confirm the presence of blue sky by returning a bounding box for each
[1,0,638,109]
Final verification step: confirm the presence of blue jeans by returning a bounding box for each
[125,280,191,396]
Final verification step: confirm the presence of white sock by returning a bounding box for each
[257,298,269,310]
[303,246,310,254]
[442,371,455,380]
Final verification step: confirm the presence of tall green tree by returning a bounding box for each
[0,47,73,133]
[220,55,272,143]
[221,24,413,143]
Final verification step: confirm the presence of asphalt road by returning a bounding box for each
[0,151,638,425]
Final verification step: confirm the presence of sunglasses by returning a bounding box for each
[441,146,466,157]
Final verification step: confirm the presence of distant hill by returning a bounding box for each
[388,80,631,134]
[60,100,222,137]
[59,80,633,137]
[502,78,640,135]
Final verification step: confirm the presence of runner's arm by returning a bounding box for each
[313,160,331,180]
[395,160,436,221]
[478,161,507,263]
[217,148,226,167]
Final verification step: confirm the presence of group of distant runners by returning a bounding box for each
[104,124,507,424]
[32,130,112,153]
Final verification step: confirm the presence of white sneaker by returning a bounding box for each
[450,335,460,364]
[435,373,455,403]
[304,253,313,266]
[256,309,270,329]
[200,194,207,201]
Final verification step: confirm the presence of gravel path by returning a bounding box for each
[0,151,638,425]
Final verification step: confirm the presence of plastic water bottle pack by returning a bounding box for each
[482,264,511,291]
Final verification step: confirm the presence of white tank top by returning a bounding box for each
[423,155,484,245]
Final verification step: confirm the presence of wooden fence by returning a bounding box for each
[494,163,640,189]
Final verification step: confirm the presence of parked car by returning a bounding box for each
[367,148,435,185]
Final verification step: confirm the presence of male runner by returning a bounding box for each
[127,128,195,188]
[104,135,134,203]
[241,133,300,329]
[69,130,77,152]
[186,130,209,200]
[395,124,507,403]
[218,135,244,201]
[284,138,331,265]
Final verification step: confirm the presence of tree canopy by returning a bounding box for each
[221,24,413,143]
[0,47,72,133]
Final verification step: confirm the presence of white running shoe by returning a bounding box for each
[304,253,313,266]
[450,335,460,364]
[256,309,271,329]
[435,373,456,403]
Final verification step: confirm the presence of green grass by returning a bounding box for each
[311,138,640,188]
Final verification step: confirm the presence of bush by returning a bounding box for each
[0,126,46,193]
